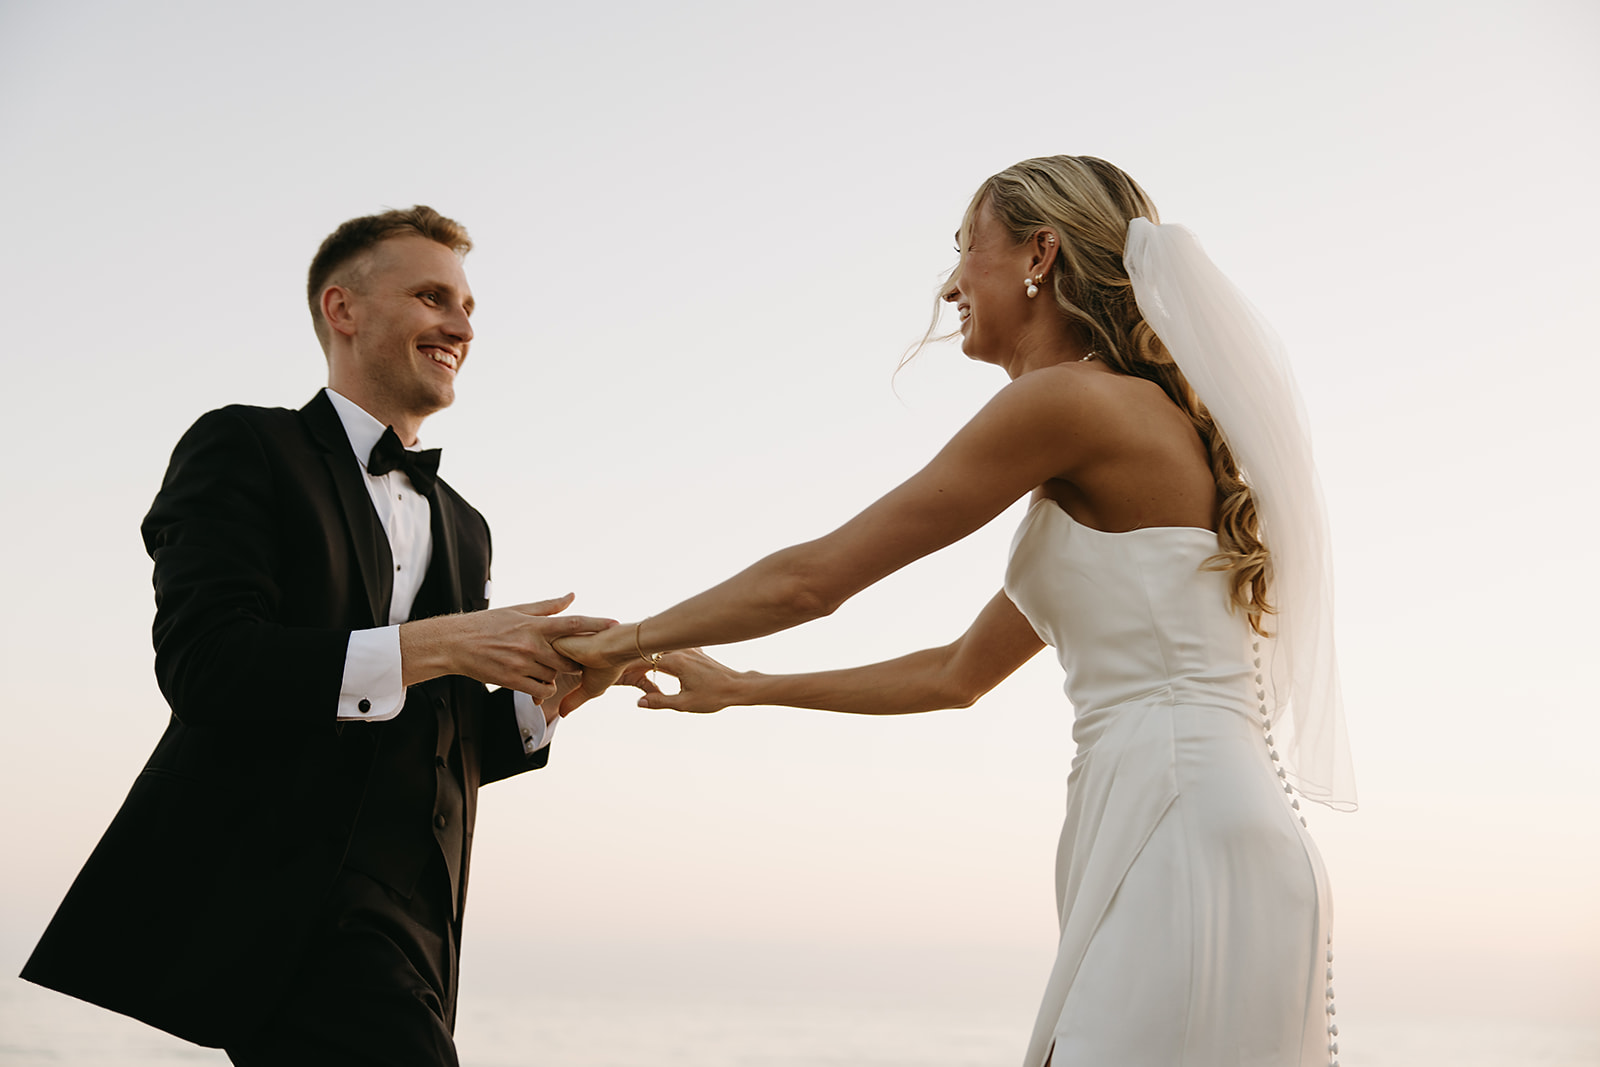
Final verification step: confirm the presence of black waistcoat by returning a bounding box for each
[341,514,468,916]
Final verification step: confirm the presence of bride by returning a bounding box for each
[557,155,1356,1066]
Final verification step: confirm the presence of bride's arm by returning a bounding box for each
[641,591,1044,715]
[557,367,1093,670]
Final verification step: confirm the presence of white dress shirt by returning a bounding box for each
[327,389,553,755]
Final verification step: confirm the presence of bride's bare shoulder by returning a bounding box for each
[1002,362,1200,456]
[1005,360,1165,414]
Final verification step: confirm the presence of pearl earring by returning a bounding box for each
[1025,277,1039,299]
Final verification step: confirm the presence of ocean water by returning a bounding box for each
[2,980,1597,1067]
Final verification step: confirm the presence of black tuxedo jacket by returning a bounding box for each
[21,391,547,1047]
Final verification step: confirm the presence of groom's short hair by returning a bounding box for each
[307,205,473,351]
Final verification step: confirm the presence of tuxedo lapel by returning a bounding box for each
[301,392,393,627]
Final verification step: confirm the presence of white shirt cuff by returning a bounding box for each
[339,626,405,721]
[513,690,557,755]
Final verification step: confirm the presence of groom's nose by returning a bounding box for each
[444,304,473,344]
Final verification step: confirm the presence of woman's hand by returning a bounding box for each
[551,623,638,671]
[637,648,746,714]
[550,620,677,715]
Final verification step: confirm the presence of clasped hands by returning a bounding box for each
[401,593,654,715]
[553,624,740,717]
[405,593,738,716]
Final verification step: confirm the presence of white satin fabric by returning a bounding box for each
[1006,500,1333,1067]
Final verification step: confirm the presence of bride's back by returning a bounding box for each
[1035,362,1219,536]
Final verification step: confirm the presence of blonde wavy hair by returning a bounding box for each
[937,155,1274,634]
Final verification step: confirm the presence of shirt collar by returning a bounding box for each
[324,387,426,464]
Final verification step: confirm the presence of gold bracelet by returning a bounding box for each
[633,618,663,666]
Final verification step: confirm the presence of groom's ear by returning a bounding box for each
[321,284,359,339]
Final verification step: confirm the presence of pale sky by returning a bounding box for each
[2,0,1596,1045]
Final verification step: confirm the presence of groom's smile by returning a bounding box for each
[421,344,461,373]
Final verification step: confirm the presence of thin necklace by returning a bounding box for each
[1079,351,1098,362]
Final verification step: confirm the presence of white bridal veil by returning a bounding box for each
[1124,218,1357,811]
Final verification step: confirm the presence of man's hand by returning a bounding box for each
[556,661,662,718]
[400,593,617,704]
[537,669,585,724]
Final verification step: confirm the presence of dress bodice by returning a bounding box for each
[1004,499,1256,718]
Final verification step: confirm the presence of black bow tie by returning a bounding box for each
[366,426,441,497]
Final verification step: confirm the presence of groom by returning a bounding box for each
[22,206,609,1065]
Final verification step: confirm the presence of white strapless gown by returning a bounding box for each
[1004,500,1336,1067]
